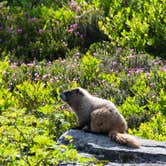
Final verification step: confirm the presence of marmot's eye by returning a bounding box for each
[75,89,83,96]
[75,89,80,93]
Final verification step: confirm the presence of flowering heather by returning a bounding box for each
[9,63,17,69]
[69,0,82,14]
[145,72,151,79]
[47,61,52,66]
[112,61,117,65]
[75,6,81,13]
[34,73,40,81]
[42,74,51,80]
[127,54,135,59]
[50,78,56,83]
[17,29,23,33]
[161,66,166,71]
[67,29,74,33]
[7,27,13,31]
[116,47,122,54]
[27,62,35,67]
[128,68,144,75]
[28,17,38,22]
[67,23,78,33]
[69,0,77,8]
[39,29,45,33]
[70,23,77,29]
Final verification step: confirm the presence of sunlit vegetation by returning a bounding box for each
[0,0,165,165]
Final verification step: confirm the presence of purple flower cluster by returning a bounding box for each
[9,63,17,69]
[31,72,60,83]
[0,26,24,34]
[39,29,45,33]
[67,23,83,38]
[42,74,60,83]
[116,47,122,54]
[69,0,77,8]
[20,61,63,83]
[112,61,117,66]
[17,29,23,33]
[28,17,38,23]
[67,23,78,33]
[128,68,144,76]
[27,62,35,67]
[145,72,151,79]
[34,73,40,81]
[69,0,81,13]
[161,66,166,71]
[42,73,51,80]
[126,54,135,59]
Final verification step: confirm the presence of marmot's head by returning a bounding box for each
[60,87,85,106]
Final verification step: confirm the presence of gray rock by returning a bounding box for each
[58,129,166,165]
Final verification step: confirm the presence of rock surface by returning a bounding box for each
[58,129,166,165]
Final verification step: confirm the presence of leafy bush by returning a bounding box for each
[79,52,101,86]
[15,81,54,111]
[0,107,91,165]
[0,1,106,62]
[0,2,74,61]
[0,62,92,164]
[129,113,166,141]
[98,0,166,55]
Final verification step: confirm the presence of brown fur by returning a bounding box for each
[60,87,141,148]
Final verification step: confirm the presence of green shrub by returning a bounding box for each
[6,0,69,9]
[0,1,106,62]
[0,108,90,165]
[15,81,55,111]
[0,59,9,84]
[0,88,15,113]
[98,0,166,55]
[158,89,166,116]
[129,113,166,141]
[79,52,101,86]
[0,2,74,61]
[66,6,106,49]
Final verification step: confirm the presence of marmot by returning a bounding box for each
[60,87,141,148]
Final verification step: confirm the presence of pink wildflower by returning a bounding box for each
[69,0,77,9]
[67,29,74,33]
[28,17,37,22]
[27,63,35,67]
[70,23,78,29]
[39,29,45,33]
[10,63,17,69]
[161,66,166,71]
[17,29,23,33]
[112,61,117,65]
[135,68,143,74]
[49,78,54,83]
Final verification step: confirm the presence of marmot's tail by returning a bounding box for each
[109,131,141,148]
